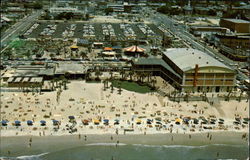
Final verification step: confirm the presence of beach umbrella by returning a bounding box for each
[156,121,162,125]
[136,119,142,124]
[27,120,33,126]
[82,119,89,125]
[193,118,199,124]
[103,119,109,124]
[68,116,75,120]
[147,119,152,124]
[233,121,240,125]
[243,118,249,121]
[15,120,21,126]
[1,120,8,126]
[175,118,182,124]
[218,121,224,124]
[94,119,100,125]
[219,118,224,122]
[235,118,241,122]
[52,120,59,125]
[183,118,190,124]
[114,119,120,125]
[40,120,46,126]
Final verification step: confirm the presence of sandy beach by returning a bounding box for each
[0,80,249,138]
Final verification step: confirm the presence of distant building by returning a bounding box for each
[183,0,193,15]
[215,33,250,61]
[219,18,250,33]
[132,48,236,93]
[215,33,250,50]
[232,4,250,19]
[49,7,84,14]
[190,26,229,37]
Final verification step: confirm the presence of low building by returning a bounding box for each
[55,63,89,79]
[219,18,250,33]
[190,26,229,37]
[215,33,250,50]
[132,48,236,93]
[7,77,43,88]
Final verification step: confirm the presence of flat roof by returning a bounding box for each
[221,18,250,24]
[163,48,233,72]
[55,63,88,74]
[133,58,182,79]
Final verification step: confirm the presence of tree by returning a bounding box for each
[120,69,125,80]
[33,2,43,9]
[105,8,113,15]
[128,71,134,81]
[85,13,90,20]
[95,70,102,81]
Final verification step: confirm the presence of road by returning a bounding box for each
[150,12,248,81]
[0,10,42,48]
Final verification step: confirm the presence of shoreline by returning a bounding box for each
[0,132,249,158]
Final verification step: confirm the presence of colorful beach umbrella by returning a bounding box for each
[27,120,33,125]
[1,120,8,126]
[15,120,21,126]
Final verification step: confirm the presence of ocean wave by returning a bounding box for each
[132,144,245,149]
[0,152,48,160]
[85,143,127,146]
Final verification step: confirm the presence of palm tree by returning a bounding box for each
[95,70,102,81]
[120,69,125,80]
[110,83,114,93]
[109,71,113,80]
[128,70,134,81]
[150,78,157,89]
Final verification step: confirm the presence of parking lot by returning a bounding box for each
[24,22,164,41]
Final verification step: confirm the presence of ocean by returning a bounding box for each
[1,143,248,160]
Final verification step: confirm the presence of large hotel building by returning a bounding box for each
[132,48,236,93]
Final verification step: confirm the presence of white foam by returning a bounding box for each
[85,143,127,146]
[132,144,244,149]
[0,153,48,160]
[17,152,48,160]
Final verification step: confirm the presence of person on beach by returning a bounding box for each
[79,134,81,139]
[189,134,191,139]
[116,140,119,147]
[84,135,87,141]
[207,133,210,138]
[111,136,113,140]
[171,136,173,141]
[216,152,219,157]
[209,135,212,140]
